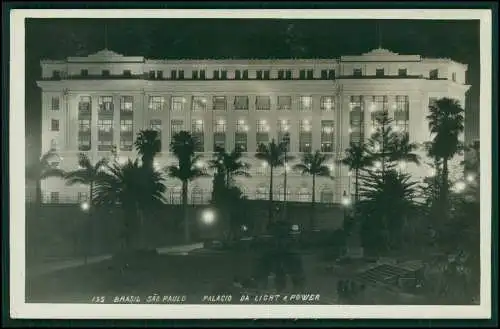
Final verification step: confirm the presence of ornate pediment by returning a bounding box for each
[87,48,124,58]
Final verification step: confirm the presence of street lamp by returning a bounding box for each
[453,181,467,193]
[80,201,90,212]
[341,190,351,207]
[201,209,216,225]
[79,201,91,265]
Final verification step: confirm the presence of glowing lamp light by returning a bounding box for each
[347,171,353,177]
[453,181,467,193]
[328,164,335,172]
[262,162,268,168]
[154,161,161,171]
[374,161,382,169]
[324,127,333,134]
[428,168,436,177]
[466,173,476,183]
[393,125,401,133]
[201,98,207,103]
[281,119,288,125]
[201,209,215,225]
[373,144,381,152]
[291,224,300,232]
[341,196,351,206]
[237,119,245,125]
[241,225,248,232]
[217,119,225,125]
[398,161,407,170]
[182,98,187,103]
[369,104,376,112]
[303,126,311,132]
[348,128,353,133]
[243,125,249,132]
[195,160,205,169]
[80,202,90,212]
[371,127,377,134]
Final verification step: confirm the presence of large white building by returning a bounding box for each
[36,48,470,205]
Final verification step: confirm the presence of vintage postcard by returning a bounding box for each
[9,8,492,319]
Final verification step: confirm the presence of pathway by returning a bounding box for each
[26,242,203,279]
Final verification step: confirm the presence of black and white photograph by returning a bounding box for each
[9,8,493,319]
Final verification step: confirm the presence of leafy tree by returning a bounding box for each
[255,139,287,225]
[426,98,465,221]
[358,169,420,254]
[134,129,161,171]
[293,150,333,230]
[168,131,206,243]
[93,159,166,250]
[25,150,65,208]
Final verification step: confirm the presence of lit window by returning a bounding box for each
[51,97,60,111]
[98,119,113,133]
[213,96,227,111]
[120,119,133,132]
[299,96,312,111]
[98,96,113,112]
[192,119,204,133]
[321,96,334,111]
[192,96,207,111]
[148,96,165,111]
[214,118,227,133]
[78,96,91,112]
[120,96,133,112]
[256,119,270,133]
[171,96,185,112]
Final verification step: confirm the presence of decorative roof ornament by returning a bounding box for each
[362,48,399,56]
[88,49,124,58]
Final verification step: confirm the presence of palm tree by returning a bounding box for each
[64,153,108,262]
[168,131,206,243]
[426,98,465,219]
[93,159,166,250]
[293,150,333,230]
[25,150,65,208]
[134,129,161,171]
[255,139,287,224]
[341,142,371,203]
[209,147,251,189]
[65,153,108,206]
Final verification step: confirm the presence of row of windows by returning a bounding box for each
[50,67,454,81]
[47,188,336,204]
[67,95,336,113]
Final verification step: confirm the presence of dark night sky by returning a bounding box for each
[24,18,480,164]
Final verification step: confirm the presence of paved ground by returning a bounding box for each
[26,242,203,279]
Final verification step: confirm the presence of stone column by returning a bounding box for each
[248,95,257,152]
[204,96,213,154]
[226,95,235,150]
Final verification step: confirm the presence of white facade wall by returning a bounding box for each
[37,48,470,204]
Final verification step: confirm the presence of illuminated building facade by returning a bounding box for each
[36,48,470,204]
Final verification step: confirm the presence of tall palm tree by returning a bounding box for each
[255,139,287,224]
[93,159,166,250]
[134,129,161,171]
[25,150,65,208]
[168,131,206,243]
[64,153,108,262]
[65,153,108,206]
[209,147,251,189]
[341,142,371,203]
[426,98,465,219]
[293,150,333,230]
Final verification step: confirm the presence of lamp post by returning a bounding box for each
[80,201,90,265]
[341,190,351,220]
[283,132,290,221]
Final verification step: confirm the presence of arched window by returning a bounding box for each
[320,187,334,203]
[297,187,311,202]
[170,186,182,205]
[191,187,204,204]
